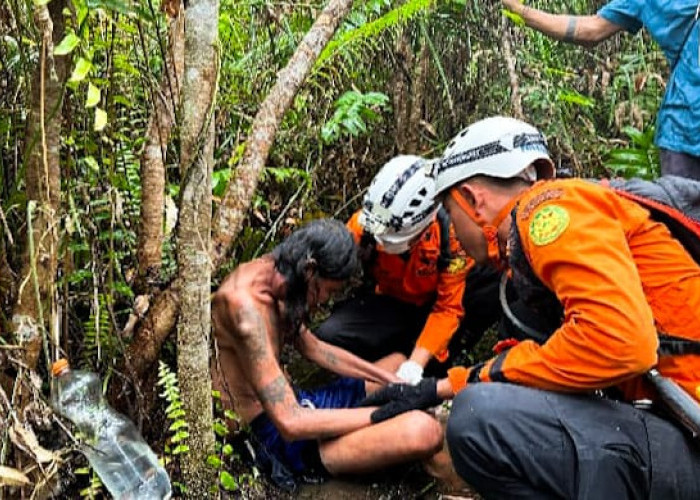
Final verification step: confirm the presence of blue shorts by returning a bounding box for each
[249,377,366,479]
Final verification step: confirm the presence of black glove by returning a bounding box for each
[360,378,442,423]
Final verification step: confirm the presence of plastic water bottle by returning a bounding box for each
[51,359,172,500]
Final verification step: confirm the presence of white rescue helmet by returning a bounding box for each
[359,155,438,254]
[434,116,555,195]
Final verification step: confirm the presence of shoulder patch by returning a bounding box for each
[447,257,468,274]
[518,188,564,221]
[529,205,570,246]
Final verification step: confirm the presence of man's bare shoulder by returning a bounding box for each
[217,255,278,306]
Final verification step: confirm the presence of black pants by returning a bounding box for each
[446,383,700,500]
[315,265,502,368]
[660,149,700,181]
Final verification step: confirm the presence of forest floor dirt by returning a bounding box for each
[226,351,482,499]
[232,463,480,499]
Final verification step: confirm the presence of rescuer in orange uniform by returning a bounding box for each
[362,117,700,498]
[316,155,501,384]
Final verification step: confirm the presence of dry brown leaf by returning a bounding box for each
[134,294,150,317]
[10,423,57,464]
[0,465,31,487]
[29,371,42,390]
[252,209,267,223]
[161,0,180,17]
[635,73,648,93]
[419,119,438,139]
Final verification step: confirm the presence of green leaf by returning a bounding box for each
[173,481,188,494]
[220,471,238,491]
[114,54,140,76]
[167,408,186,419]
[77,3,88,26]
[212,169,231,197]
[169,419,188,431]
[621,126,651,148]
[54,32,80,55]
[166,401,183,412]
[172,444,190,455]
[222,444,233,456]
[321,90,390,144]
[94,107,107,131]
[69,57,92,83]
[83,156,99,172]
[206,455,222,468]
[112,95,131,108]
[607,150,647,164]
[502,8,525,26]
[556,90,595,108]
[86,83,100,108]
[213,422,229,437]
[88,0,131,15]
[170,430,190,443]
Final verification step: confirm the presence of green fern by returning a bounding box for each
[315,0,437,70]
[81,293,114,368]
[605,126,660,180]
[208,390,244,494]
[157,361,190,459]
[321,90,390,144]
[76,466,104,499]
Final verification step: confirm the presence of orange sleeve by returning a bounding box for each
[486,183,658,392]
[447,357,498,393]
[415,232,472,361]
[346,210,364,245]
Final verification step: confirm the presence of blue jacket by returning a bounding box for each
[598,0,700,157]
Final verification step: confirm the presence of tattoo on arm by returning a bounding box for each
[322,348,338,367]
[258,375,288,405]
[564,17,577,42]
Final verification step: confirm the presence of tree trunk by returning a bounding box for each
[392,30,413,152]
[114,0,354,414]
[112,4,185,415]
[7,3,68,496]
[500,21,523,120]
[407,41,429,154]
[176,0,218,493]
[135,5,185,293]
[211,0,355,270]
[11,0,68,371]
[0,235,16,332]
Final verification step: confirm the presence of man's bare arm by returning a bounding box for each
[502,0,622,47]
[296,326,401,385]
[215,291,378,441]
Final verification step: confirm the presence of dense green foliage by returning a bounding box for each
[0,0,667,495]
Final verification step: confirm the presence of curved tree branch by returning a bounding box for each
[211,0,355,270]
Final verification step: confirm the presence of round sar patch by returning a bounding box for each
[529,205,570,246]
[447,257,467,274]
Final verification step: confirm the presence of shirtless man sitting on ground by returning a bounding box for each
[211,219,443,490]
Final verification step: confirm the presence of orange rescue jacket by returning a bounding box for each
[347,210,472,360]
[448,179,700,403]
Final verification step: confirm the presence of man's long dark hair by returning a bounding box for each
[272,218,358,334]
